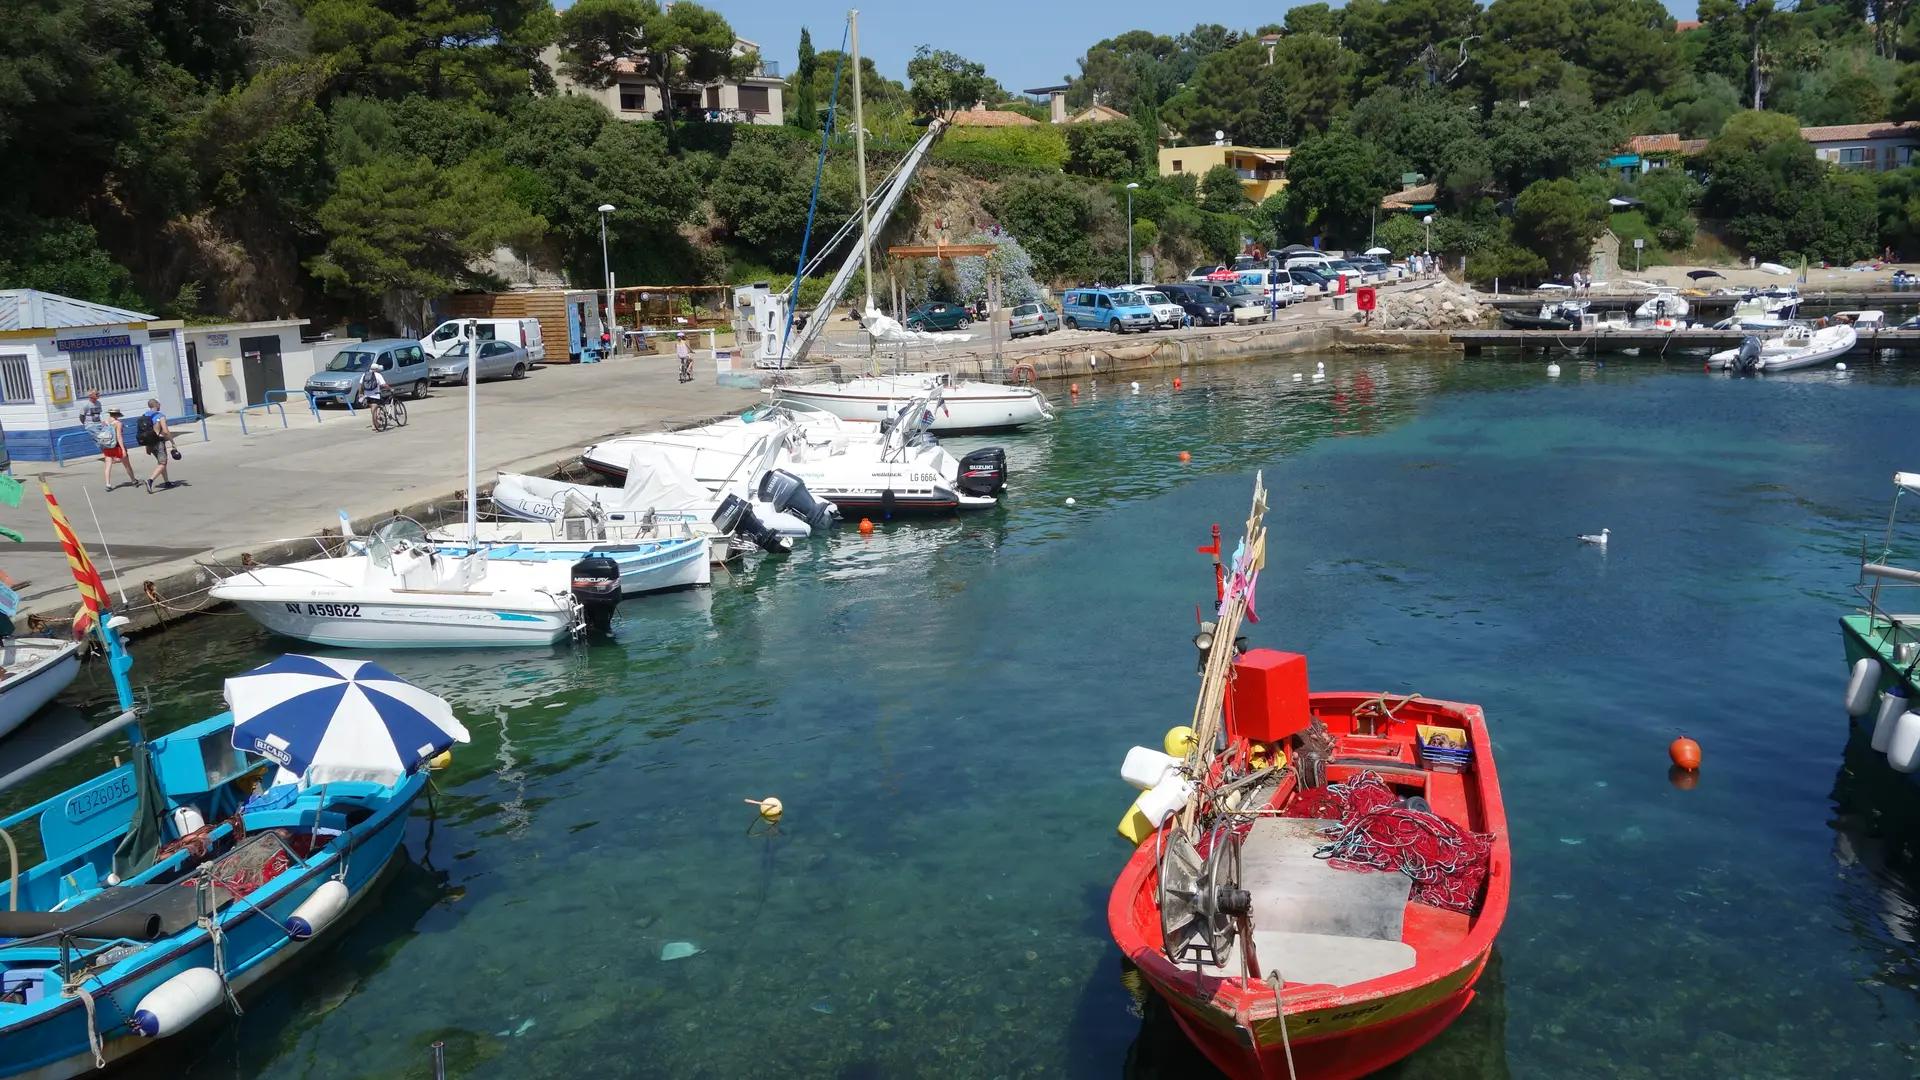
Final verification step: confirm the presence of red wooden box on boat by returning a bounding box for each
[1230,649,1312,743]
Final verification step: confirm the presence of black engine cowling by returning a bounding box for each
[757,469,842,530]
[713,494,792,554]
[570,555,622,632]
[955,448,1008,497]
[1732,335,1762,375]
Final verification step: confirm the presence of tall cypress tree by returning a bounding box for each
[794,28,818,130]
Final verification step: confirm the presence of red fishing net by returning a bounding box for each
[1292,773,1494,915]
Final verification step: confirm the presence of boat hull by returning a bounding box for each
[456,537,713,597]
[0,639,82,741]
[776,383,1051,432]
[214,593,576,648]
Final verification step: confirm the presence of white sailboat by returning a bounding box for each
[0,636,82,740]
[770,372,1053,432]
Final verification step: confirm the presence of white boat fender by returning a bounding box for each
[1873,685,1910,752]
[1846,658,1882,718]
[1890,711,1920,773]
[287,880,350,941]
[1547,363,1560,378]
[132,968,224,1037]
[1121,746,1181,791]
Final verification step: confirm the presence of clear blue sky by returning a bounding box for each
[622,0,1702,94]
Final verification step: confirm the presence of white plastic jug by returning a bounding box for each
[1121,746,1180,791]
[1134,774,1195,828]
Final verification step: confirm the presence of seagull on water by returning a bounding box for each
[1577,528,1610,546]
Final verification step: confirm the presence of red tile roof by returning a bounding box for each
[1799,121,1920,143]
[949,107,1038,128]
[1381,183,1436,209]
[1626,133,1706,155]
[1674,20,1701,31]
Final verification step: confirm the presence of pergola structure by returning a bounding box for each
[883,242,1008,368]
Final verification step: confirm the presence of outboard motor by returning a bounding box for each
[1732,334,1762,376]
[713,494,793,554]
[569,555,622,633]
[757,469,842,530]
[955,447,1008,498]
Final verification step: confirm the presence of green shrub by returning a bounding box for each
[932,125,1068,173]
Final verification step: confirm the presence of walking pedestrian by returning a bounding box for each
[137,399,177,492]
[98,408,137,490]
[676,333,693,383]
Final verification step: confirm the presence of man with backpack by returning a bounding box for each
[136,399,177,492]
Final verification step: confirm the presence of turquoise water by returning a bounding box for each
[11,351,1920,1078]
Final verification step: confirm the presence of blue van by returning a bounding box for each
[1060,288,1157,334]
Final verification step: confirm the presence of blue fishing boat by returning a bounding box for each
[0,647,465,1078]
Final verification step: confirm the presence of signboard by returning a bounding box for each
[205,332,230,347]
[45,369,71,405]
[54,334,131,352]
[1356,287,1378,312]
[1633,238,1646,249]
[1139,254,1155,275]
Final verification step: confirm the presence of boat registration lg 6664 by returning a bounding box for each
[285,602,361,617]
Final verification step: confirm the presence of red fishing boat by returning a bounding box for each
[1107,476,1510,1080]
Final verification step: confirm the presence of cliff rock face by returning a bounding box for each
[1362,280,1494,330]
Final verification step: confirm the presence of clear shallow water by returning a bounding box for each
[11,352,1920,1078]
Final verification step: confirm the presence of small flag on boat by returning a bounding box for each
[921,408,935,427]
[40,482,107,635]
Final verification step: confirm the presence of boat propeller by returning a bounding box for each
[1159,827,1255,970]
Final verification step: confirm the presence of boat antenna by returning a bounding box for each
[465,318,479,550]
[850,8,872,317]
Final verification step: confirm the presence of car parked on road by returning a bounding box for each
[1191,281,1269,322]
[1008,300,1061,338]
[904,302,973,330]
[1290,267,1333,293]
[1131,287,1187,329]
[424,317,546,362]
[1233,269,1298,308]
[1157,283,1233,326]
[1061,288,1156,333]
[430,339,532,384]
[306,339,430,403]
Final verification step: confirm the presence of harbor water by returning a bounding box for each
[15,350,1920,1078]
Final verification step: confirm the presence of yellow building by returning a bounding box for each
[1158,145,1290,203]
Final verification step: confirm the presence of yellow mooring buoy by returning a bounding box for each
[1163,726,1198,757]
[745,797,783,823]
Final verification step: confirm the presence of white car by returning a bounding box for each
[1130,286,1187,329]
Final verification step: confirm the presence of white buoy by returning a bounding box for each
[1836,362,1848,371]
[1130,381,1140,393]
[1065,497,1076,506]
[1547,363,1561,378]
[133,968,224,1037]
[1890,711,1920,772]
[287,879,350,940]
[1292,372,1303,381]
[1874,686,1911,751]
[1845,658,1882,718]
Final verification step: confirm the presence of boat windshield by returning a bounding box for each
[326,351,377,372]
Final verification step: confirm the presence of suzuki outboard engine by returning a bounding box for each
[1731,334,1762,376]
[713,494,793,554]
[569,555,622,633]
[757,469,842,530]
[955,448,1008,497]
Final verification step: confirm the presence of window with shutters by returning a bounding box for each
[0,355,31,403]
[739,86,770,114]
[67,346,145,395]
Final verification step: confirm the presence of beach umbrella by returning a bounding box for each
[1686,270,1724,280]
[1364,246,1391,256]
[226,655,469,786]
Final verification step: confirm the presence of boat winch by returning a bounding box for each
[569,555,623,632]
[1158,828,1253,969]
[955,448,1008,497]
[757,469,841,530]
[712,494,792,554]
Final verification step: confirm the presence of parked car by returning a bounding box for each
[1187,265,1225,281]
[1233,269,1297,308]
[306,338,430,403]
[1192,282,1269,322]
[429,339,532,384]
[1008,301,1061,338]
[1131,287,1187,329]
[904,302,972,330]
[1290,267,1333,293]
[424,317,546,362]
[1061,288,1156,333]
[1158,283,1233,326]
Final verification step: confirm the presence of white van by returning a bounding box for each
[424,318,545,363]
[1234,268,1302,307]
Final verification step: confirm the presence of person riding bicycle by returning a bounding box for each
[356,363,392,426]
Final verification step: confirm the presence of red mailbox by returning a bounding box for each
[1356,286,1377,311]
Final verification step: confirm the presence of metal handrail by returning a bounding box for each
[236,400,287,435]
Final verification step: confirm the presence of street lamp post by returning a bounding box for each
[1126,183,1140,283]
[597,203,615,357]
[1422,214,1434,274]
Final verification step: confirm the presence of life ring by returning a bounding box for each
[1010,364,1037,385]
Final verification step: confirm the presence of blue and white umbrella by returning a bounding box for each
[226,655,470,786]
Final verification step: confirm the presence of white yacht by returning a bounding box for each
[772,372,1052,432]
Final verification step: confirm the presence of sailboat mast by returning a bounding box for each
[465,319,478,549]
[850,9,872,314]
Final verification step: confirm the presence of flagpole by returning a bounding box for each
[40,481,136,716]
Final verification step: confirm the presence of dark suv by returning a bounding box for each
[1157,284,1234,327]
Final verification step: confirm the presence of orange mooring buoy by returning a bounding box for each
[1179,451,1191,462]
[1173,377,1182,389]
[1071,382,1080,394]
[858,518,874,535]
[1668,737,1702,771]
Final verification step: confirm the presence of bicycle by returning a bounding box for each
[368,395,408,432]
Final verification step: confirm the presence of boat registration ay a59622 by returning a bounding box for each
[285,603,361,617]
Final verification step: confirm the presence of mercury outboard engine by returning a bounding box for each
[1731,334,1762,376]
[955,448,1008,497]
[713,494,793,554]
[569,555,622,633]
[757,469,841,530]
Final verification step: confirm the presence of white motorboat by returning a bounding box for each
[1635,288,1690,323]
[584,392,1007,515]
[208,543,592,648]
[771,372,1052,432]
[1712,322,1857,373]
[0,636,82,739]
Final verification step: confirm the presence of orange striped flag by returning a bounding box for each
[40,482,107,636]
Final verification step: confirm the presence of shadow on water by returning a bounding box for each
[1828,721,1920,994]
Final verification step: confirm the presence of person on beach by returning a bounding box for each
[99,408,137,490]
[138,399,176,492]
[676,333,693,383]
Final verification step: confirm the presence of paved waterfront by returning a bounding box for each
[8,353,758,620]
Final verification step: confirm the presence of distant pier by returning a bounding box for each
[1453,327,1920,356]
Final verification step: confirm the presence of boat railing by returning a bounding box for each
[1855,549,1920,664]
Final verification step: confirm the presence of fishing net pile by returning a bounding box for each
[1288,772,1493,915]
